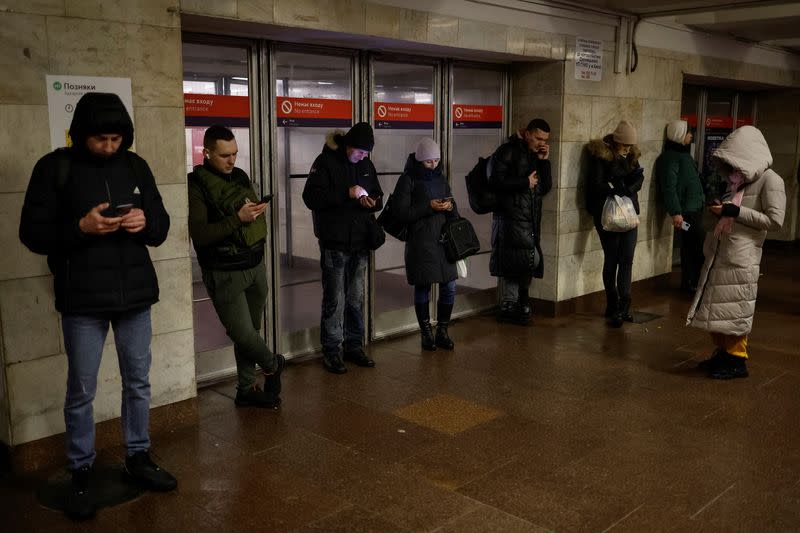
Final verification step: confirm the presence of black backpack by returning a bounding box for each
[465,156,497,214]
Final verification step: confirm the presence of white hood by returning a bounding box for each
[712,125,773,184]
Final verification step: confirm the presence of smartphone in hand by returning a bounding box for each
[102,203,133,217]
[680,221,691,231]
[260,194,274,204]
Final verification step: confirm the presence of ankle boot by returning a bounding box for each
[435,302,454,350]
[517,296,532,325]
[604,292,619,318]
[415,303,436,351]
[618,297,633,322]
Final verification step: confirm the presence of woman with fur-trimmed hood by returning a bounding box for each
[585,120,645,327]
[688,125,785,380]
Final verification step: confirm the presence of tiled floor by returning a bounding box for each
[3,245,800,532]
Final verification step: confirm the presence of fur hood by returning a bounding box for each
[587,134,641,162]
[324,130,347,151]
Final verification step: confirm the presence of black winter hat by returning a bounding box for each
[343,122,374,152]
[69,92,134,151]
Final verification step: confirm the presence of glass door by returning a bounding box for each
[449,64,507,314]
[183,40,261,383]
[272,48,357,356]
[370,58,439,338]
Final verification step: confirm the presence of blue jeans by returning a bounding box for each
[414,280,457,305]
[62,307,152,470]
[320,248,368,357]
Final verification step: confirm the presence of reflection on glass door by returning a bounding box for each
[450,65,506,313]
[371,59,437,337]
[274,49,355,355]
[183,41,255,382]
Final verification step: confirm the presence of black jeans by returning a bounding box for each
[594,221,638,309]
[679,210,705,290]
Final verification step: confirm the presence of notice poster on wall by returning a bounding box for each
[276,97,352,128]
[374,102,435,129]
[575,37,603,82]
[452,104,503,129]
[46,75,134,150]
[184,94,250,127]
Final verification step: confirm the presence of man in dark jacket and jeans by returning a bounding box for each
[303,122,384,374]
[19,92,176,520]
[489,118,553,325]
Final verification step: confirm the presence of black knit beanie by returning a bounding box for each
[343,122,374,152]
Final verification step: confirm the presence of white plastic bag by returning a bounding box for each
[457,258,469,278]
[601,195,640,232]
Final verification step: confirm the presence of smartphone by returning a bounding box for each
[260,194,274,204]
[439,197,454,202]
[681,221,691,231]
[368,194,383,201]
[102,203,133,217]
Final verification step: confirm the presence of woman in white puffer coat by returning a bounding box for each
[687,125,786,379]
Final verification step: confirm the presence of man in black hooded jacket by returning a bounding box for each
[489,118,553,325]
[19,92,175,520]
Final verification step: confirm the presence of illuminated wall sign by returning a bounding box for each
[374,102,434,129]
[452,104,503,129]
[184,94,250,127]
[276,97,352,127]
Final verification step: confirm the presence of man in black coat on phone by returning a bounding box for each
[488,118,553,325]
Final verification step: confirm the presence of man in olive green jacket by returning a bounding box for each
[188,125,284,408]
[656,119,705,291]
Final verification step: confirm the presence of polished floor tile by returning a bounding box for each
[4,245,799,531]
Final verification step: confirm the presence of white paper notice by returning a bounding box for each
[575,38,603,82]
[46,75,134,150]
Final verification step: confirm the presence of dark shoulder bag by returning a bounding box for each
[440,217,480,263]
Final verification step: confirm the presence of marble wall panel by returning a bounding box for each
[641,100,681,143]
[0,105,51,193]
[180,0,237,17]
[150,258,193,336]
[47,18,183,108]
[398,8,427,42]
[150,329,197,407]
[0,13,49,105]
[7,354,67,444]
[590,96,643,140]
[458,19,508,54]
[614,53,656,100]
[4,0,64,15]
[0,193,51,281]
[68,0,180,27]
[133,107,187,186]
[559,208,594,235]
[0,277,60,364]
[238,0,276,23]
[559,141,588,188]
[427,15,458,47]
[562,95,592,142]
[366,3,401,39]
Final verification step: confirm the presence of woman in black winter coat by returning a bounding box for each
[585,120,645,327]
[391,138,459,350]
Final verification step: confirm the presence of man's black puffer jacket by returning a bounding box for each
[488,133,552,279]
[19,93,170,314]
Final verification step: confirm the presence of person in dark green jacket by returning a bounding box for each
[656,120,706,292]
[188,125,284,409]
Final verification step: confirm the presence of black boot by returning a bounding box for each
[415,303,436,351]
[708,352,749,380]
[66,464,95,521]
[435,302,454,350]
[263,354,285,407]
[604,292,619,319]
[619,297,633,322]
[517,296,532,325]
[497,300,519,323]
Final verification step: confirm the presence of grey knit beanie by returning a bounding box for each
[414,137,441,162]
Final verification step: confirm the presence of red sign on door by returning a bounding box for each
[184,94,250,127]
[705,116,733,129]
[276,97,352,127]
[374,102,434,129]
[452,104,503,129]
[681,114,698,128]
[736,117,754,128]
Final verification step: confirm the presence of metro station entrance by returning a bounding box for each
[183,38,510,382]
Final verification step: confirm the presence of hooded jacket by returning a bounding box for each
[488,132,552,279]
[302,130,383,252]
[655,140,705,216]
[585,135,644,220]
[391,154,459,285]
[687,126,786,336]
[19,92,170,314]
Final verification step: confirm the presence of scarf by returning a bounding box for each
[713,169,746,238]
